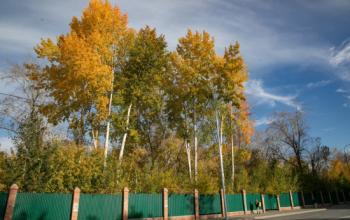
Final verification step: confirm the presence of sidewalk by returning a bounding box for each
[226,208,327,220]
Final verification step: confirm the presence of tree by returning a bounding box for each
[33,0,132,161]
[113,26,170,162]
[267,111,308,174]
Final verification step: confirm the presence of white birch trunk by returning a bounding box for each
[119,103,132,161]
[216,111,227,218]
[92,129,98,149]
[185,140,192,181]
[104,63,115,167]
[231,133,235,184]
[194,115,198,182]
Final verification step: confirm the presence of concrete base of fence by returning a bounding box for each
[227,211,246,216]
[198,214,222,219]
[279,207,292,211]
[168,216,194,220]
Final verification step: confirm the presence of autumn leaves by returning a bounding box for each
[31,0,253,182]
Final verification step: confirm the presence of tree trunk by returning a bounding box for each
[92,129,98,149]
[231,133,235,185]
[119,103,132,161]
[185,140,192,181]
[104,63,115,166]
[194,111,198,182]
[216,111,227,218]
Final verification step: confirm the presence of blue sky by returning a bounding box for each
[0,0,350,149]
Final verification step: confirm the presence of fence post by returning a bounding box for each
[276,194,281,212]
[163,188,168,220]
[70,187,80,220]
[4,184,18,220]
[301,192,305,207]
[194,189,199,220]
[242,189,247,214]
[320,191,324,207]
[289,190,294,209]
[261,194,266,213]
[122,187,129,220]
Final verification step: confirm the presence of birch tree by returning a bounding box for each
[33,0,132,159]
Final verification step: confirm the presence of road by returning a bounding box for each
[229,204,350,220]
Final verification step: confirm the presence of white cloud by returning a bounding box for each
[336,88,348,93]
[306,80,331,89]
[254,117,274,127]
[0,136,13,152]
[330,39,350,81]
[245,79,302,110]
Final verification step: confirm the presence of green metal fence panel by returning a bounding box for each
[314,192,322,204]
[292,192,302,207]
[246,193,261,212]
[331,191,338,204]
[199,194,221,215]
[304,192,313,205]
[346,191,350,201]
[323,192,331,203]
[168,194,194,217]
[226,194,243,212]
[264,194,277,210]
[78,193,122,220]
[0,192,8,219]
[128,193,162,218]
[12,192,72,220]
[279,193,291,207]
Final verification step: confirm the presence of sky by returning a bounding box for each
[0,0,350,149]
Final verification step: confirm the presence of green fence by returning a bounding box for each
[315,191,323,204]
[0,192,8,219]
[78,193,122,220]
[346,191,350,201]
[324,192,331,203]
[303,192,313,205]
[199,194,221,215]
[12,192,72,220]
[128,193,162,218]
[331,191,338,204]
[292,192,302,207]
[279,193,291,207]
[246,193,261,212]
[264,194,277,210]
[226,194,243,212]
[168,194,194,216]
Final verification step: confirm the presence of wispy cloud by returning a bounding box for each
[330,39,350,81]
[245,79,302,110]
[254,117,274,127]
[336,88,349,93]
[306,80,331,89]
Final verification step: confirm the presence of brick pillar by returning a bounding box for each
[122,187,129,220]
[328,191,332,204]
[242,189,247,214]
[320,191,324,206]
[261,194,266,213]
[194,189,199,220]
[4,184,19,220]
[219,189,225,218]
[70,187,80,220]
[163,188,168,220]
[289,190,294,209]
[276,195,281,212]
[301,192,305,207]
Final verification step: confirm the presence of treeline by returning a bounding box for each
[0,0,349,194]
